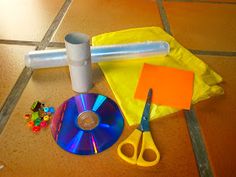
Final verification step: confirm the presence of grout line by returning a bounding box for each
[164,0,236,5]
[0,0,72,134]
[156,0,215,176]
[0,39,39,46]
[190,49,236,57]
[36,0,72,50]
[184,108,214,177]
[0,67,32,134]
[155,0,172,35]
[48,41,65,48]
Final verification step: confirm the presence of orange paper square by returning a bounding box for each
[135,64,194,110]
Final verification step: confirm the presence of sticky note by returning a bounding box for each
[135,64,194,110]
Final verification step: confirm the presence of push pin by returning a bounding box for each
[43,115,50,121]
[31,111,39,121]
[38,109,46,118]
[32,126,40,132]
[40,121,47,128]
[49,107,55,113]
[31,101,42,112]
[25,100,55,133]
[24,114,31,120]
[27,121,34,127]
[43,107,49,113]
[34,118,42,126]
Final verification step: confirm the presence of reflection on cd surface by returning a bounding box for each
[51,93,124,155]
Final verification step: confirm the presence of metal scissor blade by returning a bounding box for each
[138,88,152,132]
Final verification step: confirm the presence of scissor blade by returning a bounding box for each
[138,88,152,132]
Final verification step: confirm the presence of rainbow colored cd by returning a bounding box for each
[51,93,124,155]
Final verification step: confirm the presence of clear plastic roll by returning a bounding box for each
[25,41,169,69]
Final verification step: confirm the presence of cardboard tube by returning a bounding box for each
[65,32,92,93]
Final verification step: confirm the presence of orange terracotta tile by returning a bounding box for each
[52,0,163,42]
[195,55,236,177]
[0,64,198,177]
[206,0,236,2]
[0,0,65,41]
[163,2,236,51]
[0,44,34,108]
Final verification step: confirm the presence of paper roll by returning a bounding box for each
[65,32,92,93]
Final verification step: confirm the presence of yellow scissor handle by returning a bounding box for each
[137,131,160,167]
[117,129,142,165]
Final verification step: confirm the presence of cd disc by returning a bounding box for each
[51,93,124,155]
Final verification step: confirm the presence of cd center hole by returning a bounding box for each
[77,111,99,130]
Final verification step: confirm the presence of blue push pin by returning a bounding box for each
[43,107,49,112]
[49,107,55,113]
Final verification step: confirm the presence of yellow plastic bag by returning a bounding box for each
[92,27,223,126]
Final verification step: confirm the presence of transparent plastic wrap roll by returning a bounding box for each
[25,41,169,69]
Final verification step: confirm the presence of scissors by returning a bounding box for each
[117,88,160,167]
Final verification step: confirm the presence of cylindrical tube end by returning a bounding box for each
[65,32,92,93]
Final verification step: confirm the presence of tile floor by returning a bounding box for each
[0,0,235,177]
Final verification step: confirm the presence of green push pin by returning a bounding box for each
[34,118,42,126]
[31,112,39,121]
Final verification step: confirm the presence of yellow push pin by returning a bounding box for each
[43,115,50,121]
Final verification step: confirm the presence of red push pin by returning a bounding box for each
[32,126,40,132]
